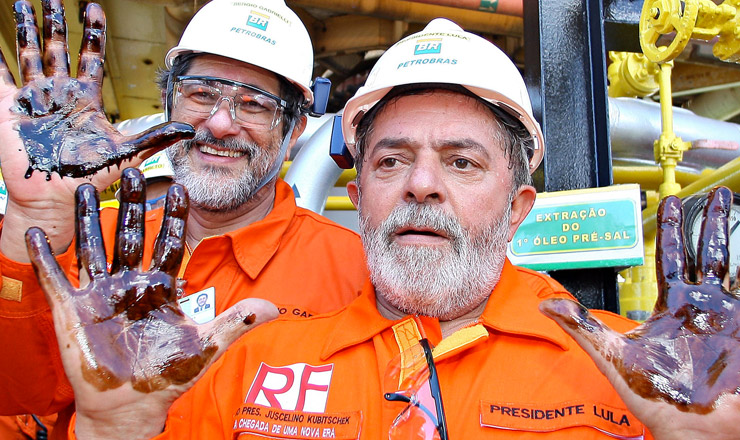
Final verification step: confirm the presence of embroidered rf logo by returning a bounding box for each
[245,363,334,412]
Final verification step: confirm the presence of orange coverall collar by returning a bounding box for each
[200,178,298,280]
[321,260,574,360]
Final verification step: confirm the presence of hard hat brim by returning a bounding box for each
[343,84,544,172]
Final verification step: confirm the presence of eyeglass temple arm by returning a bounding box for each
[384,392,411,403]
[420,339,450,440]
[384,392,441,432]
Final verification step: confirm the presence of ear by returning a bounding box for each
[285,116,308,160]
[347,180,360,209]
[507,184,536,242]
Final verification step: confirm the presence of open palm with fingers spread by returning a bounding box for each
[26,168,278,439]
[0,0,195,264]
[541,186,740,440]
[1,0,194,182]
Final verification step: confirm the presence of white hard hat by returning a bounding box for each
[342,18,544,172]
[165,0,314,106]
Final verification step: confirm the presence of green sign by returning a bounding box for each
[507,185,643,271]
[511,200,638,255]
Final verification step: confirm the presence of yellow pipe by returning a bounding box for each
[325,196,356,211]
[656,62,685,199]
[336,169,358,187]
[619,237,657,321]
[612,165,702,189]
[643,155,740,236]
[280,162,291,179]
[659,63,674,135]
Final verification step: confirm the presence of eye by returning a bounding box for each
[181,84,218,104]
[237,99,266,112]
[236,95,273,113]
[380,157,398,168]
[453,158,471,169]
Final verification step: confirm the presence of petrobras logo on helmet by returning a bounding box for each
[233,2,293,26]
[227,2,298,47]
[397,34,459,70]
[230,25,276,46]
[414,38,442,55]
[247,11,269,31]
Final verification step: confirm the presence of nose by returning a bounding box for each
[204,97,241,138]
[403,158,445,204]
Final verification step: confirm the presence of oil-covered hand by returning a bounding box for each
[2,0,194,180]
[26,169,278,440]
[0,0,193,262]
[541,186,740,440]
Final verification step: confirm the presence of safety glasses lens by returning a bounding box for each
[384,339,447,440]
[388,381,442,440]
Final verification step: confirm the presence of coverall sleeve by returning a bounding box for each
[0,244,78,415]
[0,208,124,416]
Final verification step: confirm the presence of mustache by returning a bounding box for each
[378,202,464,243]
[179,129,258,158]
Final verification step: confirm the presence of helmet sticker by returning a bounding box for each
[233,2,292,25]
[247,11,269,31]
[414,39,442,55]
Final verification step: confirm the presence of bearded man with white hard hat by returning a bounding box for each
[30,18,740,440]
[0,1,366,438]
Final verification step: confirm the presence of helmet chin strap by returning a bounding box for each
[252,118,296,194]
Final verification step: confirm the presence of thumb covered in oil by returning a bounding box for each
[539,298,627,384]
[197,298,280,365]
[122,121,195,159]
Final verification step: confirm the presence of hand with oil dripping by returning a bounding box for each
[0,0,194,263]
[541,186,740,440]
[26,168,278,440]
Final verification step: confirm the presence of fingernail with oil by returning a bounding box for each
[243,313,256,325]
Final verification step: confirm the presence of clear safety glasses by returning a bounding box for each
[172,76,288,129]
[384,338,449,440]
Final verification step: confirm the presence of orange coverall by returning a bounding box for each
[112,260,651,439]
[0,179,368,439]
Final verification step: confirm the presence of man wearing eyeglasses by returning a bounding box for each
[22,16,740,440]
[0,0,367,438]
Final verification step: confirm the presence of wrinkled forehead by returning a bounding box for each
[366,89,505,153]
[372,87,492,124]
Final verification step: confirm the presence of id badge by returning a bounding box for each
[178,286,216,324]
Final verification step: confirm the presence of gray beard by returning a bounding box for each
[358,198,512,319]
[166,129,278,213]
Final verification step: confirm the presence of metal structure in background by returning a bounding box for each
[524,0,617,312]
[603,0,643,53]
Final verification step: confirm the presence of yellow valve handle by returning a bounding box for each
[640,0,699,63]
